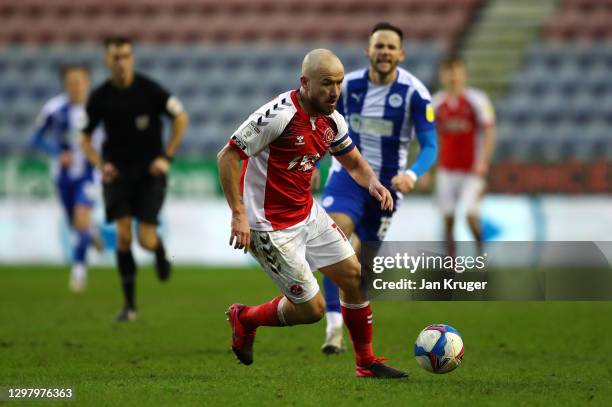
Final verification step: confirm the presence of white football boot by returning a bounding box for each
[321,312,346,354]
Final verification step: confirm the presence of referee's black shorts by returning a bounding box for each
[103,168,167,225]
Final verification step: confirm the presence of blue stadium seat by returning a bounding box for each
[0,42,442,156]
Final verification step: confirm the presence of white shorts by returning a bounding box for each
[249,202,355,304]
[436,169,485,216]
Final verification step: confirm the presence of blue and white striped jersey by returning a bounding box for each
[333,67,437,184]
[32,93,102,181]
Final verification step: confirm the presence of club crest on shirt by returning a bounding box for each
[135,115,149,130]
[295,135,305,145]
[323,127,335,143]
[287,153,320,172]
[388,93,404,108]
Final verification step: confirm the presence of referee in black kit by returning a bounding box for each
[80,37,189,321]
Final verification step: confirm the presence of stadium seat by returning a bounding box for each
[0,40,440,158]
[0,0,480,47]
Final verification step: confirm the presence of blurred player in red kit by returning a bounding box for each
[432,55,497,256]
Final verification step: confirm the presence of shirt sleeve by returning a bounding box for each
[82,93,102,136]
[328,110,355,156]
[410,129,437,177]
[431,91,444,112]
[228,97,292,159]
[408,88,438,177]
[31,107,59,155]
[410,89,436,135]
[471,90,496,127]
[151,80,184,118]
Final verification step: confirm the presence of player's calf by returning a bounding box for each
[321,256,408,377]
[227,294,328,365]
[137,224,171,281]
[115,217,133,251]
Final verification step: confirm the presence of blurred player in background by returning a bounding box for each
[218,49,408,378]
[32,64,103,293]
[315,22,438,354]
[80,37,189,321]
[432,55,496,256]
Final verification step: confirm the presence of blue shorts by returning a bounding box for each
[56,177,95,222]
[321,167,398,242]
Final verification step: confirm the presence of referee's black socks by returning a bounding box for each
[154,238,166,262]
[154,238,171,282]
[117,250,136,310]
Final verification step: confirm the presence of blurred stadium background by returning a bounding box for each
[0,0,610,265]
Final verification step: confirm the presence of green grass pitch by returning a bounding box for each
[1,266,611,406]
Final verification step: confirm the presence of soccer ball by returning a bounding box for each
[414,324,464,374]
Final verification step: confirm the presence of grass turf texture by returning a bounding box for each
[1,266,611,407]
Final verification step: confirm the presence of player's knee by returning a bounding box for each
[467,213,479,224]
[137,230,157,250]
[72,217,88,232]
[303,296,325,323]
[337,259,362,291]
[309,300,326,322]
[73,222,89,233]
[72,207,91,231]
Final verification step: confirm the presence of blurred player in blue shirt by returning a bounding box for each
[32,65,102,292]
[316,22,438,354]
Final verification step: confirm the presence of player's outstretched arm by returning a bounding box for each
[217,143,250,253]
[336,148,393,211]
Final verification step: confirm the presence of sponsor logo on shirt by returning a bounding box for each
[348,114,393,137]
[426,104,435,123]
[287,153,320,172]
[442,118,473,133]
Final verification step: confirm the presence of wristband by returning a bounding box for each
[162,153,174,162]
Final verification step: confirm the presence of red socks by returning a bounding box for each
[237,296,375,366]
[239,295,286,329]
[341,302,375,367]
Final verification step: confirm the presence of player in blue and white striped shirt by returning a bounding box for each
[32,65,103,292]
[317,22,438,354]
